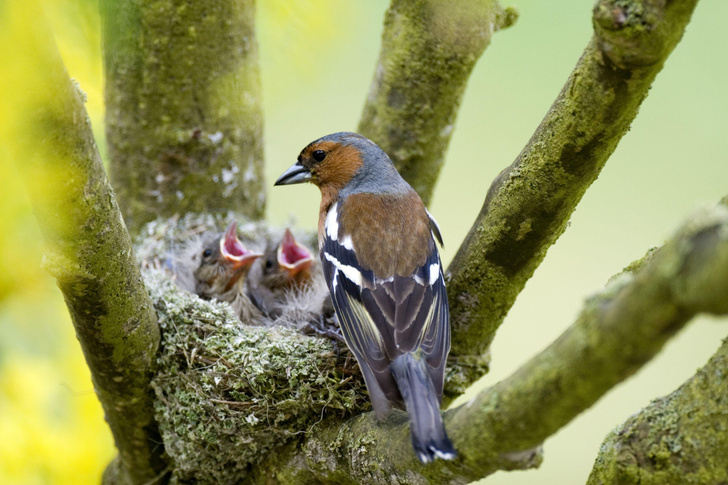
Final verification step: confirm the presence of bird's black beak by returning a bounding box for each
[274,163,312,186]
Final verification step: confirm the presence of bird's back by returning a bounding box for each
[321,190,450,415]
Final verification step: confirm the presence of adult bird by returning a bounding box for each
[275,132,456,463]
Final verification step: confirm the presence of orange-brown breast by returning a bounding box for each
[338,191,433,278]
[311,142,365,248]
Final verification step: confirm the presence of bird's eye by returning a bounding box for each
[202,248,212,258]
[312,150,326,162]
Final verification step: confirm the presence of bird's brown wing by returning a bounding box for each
[361,251,450,398]
[321,230,450,415]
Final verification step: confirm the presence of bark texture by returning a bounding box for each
[586,200,728,485]
[445,0,701,397]
[242,202,728,484]
[101,0,265,234]
[587,341,728,485]
[7,9,164,484]
[358,0,517,205]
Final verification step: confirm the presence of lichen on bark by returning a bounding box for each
[586,201,728,485]
[587,337,728,485]
[358,0,517,205]
[101,0,265,234]
[7,8,163,483]
[445,0,701,397]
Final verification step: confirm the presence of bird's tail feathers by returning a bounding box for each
[391,353,457,463]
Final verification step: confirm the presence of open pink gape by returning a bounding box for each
[219,222,261,268]
[278,228,313,276]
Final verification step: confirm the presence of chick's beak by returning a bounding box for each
[274,163,312,186]
[220,221,262,271]
[277,228,314,277]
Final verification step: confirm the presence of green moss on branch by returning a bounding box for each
[101,0,265,234]
[449,204,728,462]
[358,0,517,204]
[587,338,728,485]
[9,15,163,484]
[586,199,728,484]
[445,0,701,396]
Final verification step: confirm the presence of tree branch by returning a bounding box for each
[587,339,728,484]
[101,0,265,234]
[445,0,701,397]
[5,5,164,484]
[259,202,728,484]
[586,201,728,485]
[358,0,517,204]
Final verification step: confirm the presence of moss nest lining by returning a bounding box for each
[137,214,368,483]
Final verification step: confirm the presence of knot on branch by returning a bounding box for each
[593,0,678,70]
[668,205,728,315]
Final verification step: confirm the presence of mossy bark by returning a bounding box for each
[587,202,728,485]
[101,0,265,234]
[8,13,164,485]
[587,339,728,485]
[358,0,517,204]
[445,0,701,397]
[236,202,728,484]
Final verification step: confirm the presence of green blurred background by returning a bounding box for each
[0,1,726,483]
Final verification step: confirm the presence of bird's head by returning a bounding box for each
[254,228,315,290]
[274,132,409,197]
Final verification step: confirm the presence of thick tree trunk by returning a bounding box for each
[101,0,265,234]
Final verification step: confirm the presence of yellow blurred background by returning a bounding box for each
[0,0,726,483]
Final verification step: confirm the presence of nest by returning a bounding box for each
[137,214,369,483]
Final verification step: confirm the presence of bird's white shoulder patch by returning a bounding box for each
[324,252,362,288]
[340,234,355,251]
[325,202,339,241]
[428,262,440,286]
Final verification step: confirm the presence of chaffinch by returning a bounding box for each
[247,228,340,339]
[275,132,456,463]
[179,221,263,323]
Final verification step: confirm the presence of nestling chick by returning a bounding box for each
[250,228,316,304]
[248,228,339,338]
[275,132,456,463]
[183,221,263,323]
